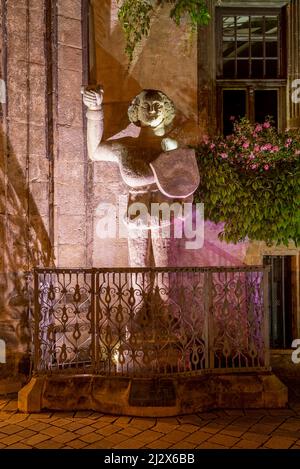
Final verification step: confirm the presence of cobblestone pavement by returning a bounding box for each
[1,397,300,449]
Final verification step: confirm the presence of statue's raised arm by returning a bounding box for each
[82,86,118,162]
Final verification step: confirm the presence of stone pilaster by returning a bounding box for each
[287,0,300,129]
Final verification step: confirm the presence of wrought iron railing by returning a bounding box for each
[33,267,270,376]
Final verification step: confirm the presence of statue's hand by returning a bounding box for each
[81,86,103,110]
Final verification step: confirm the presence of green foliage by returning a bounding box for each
[194,119,300,246]
[117,0,210,64]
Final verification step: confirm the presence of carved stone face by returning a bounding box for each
[137,92,165,128]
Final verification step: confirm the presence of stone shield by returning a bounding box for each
[150,148,200,198]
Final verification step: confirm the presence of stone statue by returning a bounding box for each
[82,87,200,267]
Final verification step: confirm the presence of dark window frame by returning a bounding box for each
[215,6,287,134]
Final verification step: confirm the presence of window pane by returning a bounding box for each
[254,90,278,129]
[266,41,278,57]
[251,59,263,78]
[237,41,250,58]
[223,60,235,77]
[223,89,246,136]
[265,16,278,37]
[236,16,250,37]
[223,40,235,58]
[251,41,263,58]
[237,60,249,78]
[266,60,278,78]
[223,16,235,36]
[251,16,263,37]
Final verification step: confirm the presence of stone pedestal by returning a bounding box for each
[18,371,287,416]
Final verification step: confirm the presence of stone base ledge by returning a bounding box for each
[18,372,288,416]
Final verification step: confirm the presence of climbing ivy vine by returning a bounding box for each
[117,0,210,63]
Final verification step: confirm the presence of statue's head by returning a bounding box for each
[128,90,176,134]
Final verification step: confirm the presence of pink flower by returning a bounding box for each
[252,133,257,138]
[255,124,263,133]
[272,146,279,152]
[229,116,236,121]
[242,142,250,149]
[249,153,255,160]
[295,149,300,155]
[254,145,260,152]
[220,152,228,159]
[264,164,270,171]
[261,143,272,151]
[210,143,216,150]
[251,164,258,169]
[263,122,271,129]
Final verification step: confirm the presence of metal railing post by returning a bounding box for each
[204,271,214,369]
[263,266,271,368]
[33,269,40,374]
[90,269,96,373]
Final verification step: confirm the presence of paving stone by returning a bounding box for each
[0,424,24,435]
[113,427,142,437]
[114,438,145,449]
[79,432,104,444]
[220,426,247,438]
[75,425,96,435]
[207,433,239,448]
[134,430,163,444]
[6,443,32,449]
[34,440,63,449]
[41,426,67,437]
[51,432,78,444]
[2,401,18,411]
[242,432,271,444]
[0,434,24,445]
[23,433,50,446]
[91,421,111,430]
[22,421,50,432]
[264,436,296,449]
[16,429,37,439]
[64,421,87,432]
[6,414,29,424]
[278,419,300,432]
[161,430,189,444]
[248,423,278,435]
[114,416,133,426]
[182,430,210,445]
[153,422,179,433]
[176,424,199,434]
[170,441,196,449]
[234,439,261,449]
[67,439,88,449]
[143,438,172,449]
[130,418,156,430]
[84,438,113,449]
[200,422,227,435]
[96,424,122,437]
[197,441,227,449]
[102,433,130,445]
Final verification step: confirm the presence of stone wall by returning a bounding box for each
[0,0,88,386]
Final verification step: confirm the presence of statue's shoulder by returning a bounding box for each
[150,147,200,199]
